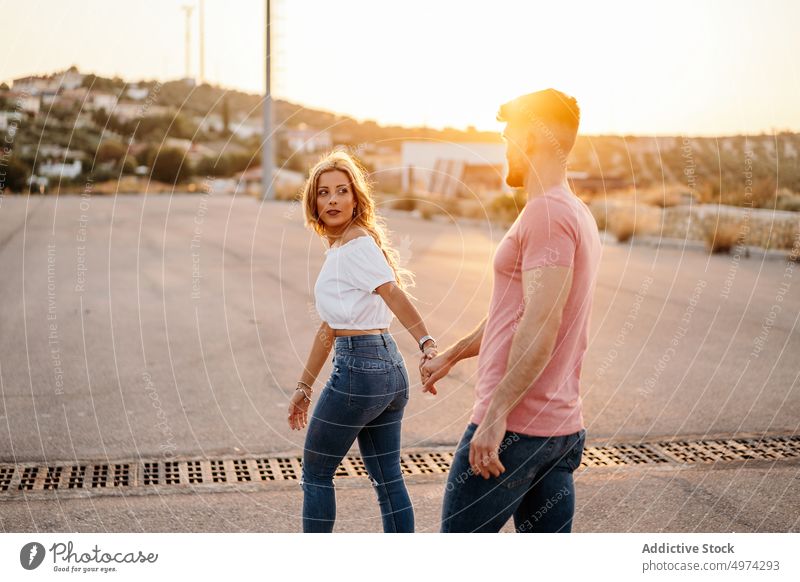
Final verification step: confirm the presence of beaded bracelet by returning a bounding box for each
[296,381,313,402]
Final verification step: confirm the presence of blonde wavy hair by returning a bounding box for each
[302,149,415,293]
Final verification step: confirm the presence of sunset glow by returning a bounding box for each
[1,0,798,135]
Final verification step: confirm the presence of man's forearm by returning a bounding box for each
[483,316,560,422]
[442,317,486,365]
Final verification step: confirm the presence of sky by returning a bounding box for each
[2,0,799,136]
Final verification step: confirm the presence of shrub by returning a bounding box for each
[150,147,192,184]
[391,196,417,211]
[703,220,746,254]
[274,182,301,201]
[488,191,525,225]
[609,211,638,242]
[459,198,489,221]
[642,188,683,208]
[776,192,800,212]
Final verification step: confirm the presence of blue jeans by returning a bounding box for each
[441,423,586,533]
[301,332,414,533]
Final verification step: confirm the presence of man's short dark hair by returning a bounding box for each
[497,88,580,153]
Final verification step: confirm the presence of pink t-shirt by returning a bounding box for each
[470,186,602,437]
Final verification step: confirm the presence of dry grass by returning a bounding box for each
[390,196,417,211]
[458,198,489,221]
[606,208,661,242]
[703,221,747,254]
[609,212,638,242]
[590,207,608,231]
[642,188,684,208]
[274,182,302,201]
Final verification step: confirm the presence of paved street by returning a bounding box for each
[0,193,798,532]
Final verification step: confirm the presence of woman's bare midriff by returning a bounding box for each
[332,328,388,337]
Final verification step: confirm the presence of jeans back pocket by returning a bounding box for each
[347,359,393,411]
[563,430,586,472]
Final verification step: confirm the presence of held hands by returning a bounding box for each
[419,348,452,395]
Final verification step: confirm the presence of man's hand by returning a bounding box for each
[469,416,508,479]
[420,352,453,395]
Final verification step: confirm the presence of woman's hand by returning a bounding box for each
[420,352,453,395]
[288,389,311,430]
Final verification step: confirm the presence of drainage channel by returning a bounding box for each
[1,434,798,497]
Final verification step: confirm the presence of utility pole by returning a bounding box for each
[181,4,194,81]
[199,0,205,84]
[262,0,275,200]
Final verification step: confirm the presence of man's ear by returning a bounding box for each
[524,125,538,156]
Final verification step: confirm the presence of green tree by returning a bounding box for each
[96,140,127,165]
[196,155,231,177]
[0,154,31,193]
[150,147,191,184]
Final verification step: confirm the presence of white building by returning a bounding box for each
[4,90,42,115]
[0,111,23,131]
[39,159,83,179]
[400,141,509,194]
[11,75,52,95]
[283,125,332,153]
[231,118,263,139]
[56,68,85,90]
[199,113,225,134]
[125,85,150,100]
[235,166,305,197]
[88,93,118,113]
[41,91,59,106]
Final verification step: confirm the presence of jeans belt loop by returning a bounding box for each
[347,335,353,350]
[381,333,387,348]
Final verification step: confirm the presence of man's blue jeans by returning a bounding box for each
[301,333,414,533]
[441,423,586,532]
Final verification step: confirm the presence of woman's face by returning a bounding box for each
[316,169,356,233]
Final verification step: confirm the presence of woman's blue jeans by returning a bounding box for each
[301,333,414,533]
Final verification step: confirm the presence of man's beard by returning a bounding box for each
[505,156,527,188]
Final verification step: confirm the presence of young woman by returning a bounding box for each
[288,149,438,533]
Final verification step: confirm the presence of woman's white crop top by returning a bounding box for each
[314,236,396,330]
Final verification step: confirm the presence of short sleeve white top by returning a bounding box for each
[314,236,396,330]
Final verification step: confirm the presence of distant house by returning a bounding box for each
[58,87,90,107]
[125,85,150,101]
[40,90,59,106]
[428,159,506,199]
[400,141,509,198]
[4,90,41,115]
[23,144,70,159]
[39,159,83,180]
[88,92,118,113]
[198,113,225,134]
[283,125,333,154]
[11,75,52,95]
[55,67,85,91]
[207,114,262,139]
[11,67,84,95]
[110,101,170,123]
[230,117,262,139]
[0,111,23,131]
[235,166,305,196]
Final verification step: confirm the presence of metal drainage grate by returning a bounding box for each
[1,434,797,496]
[582,443,670,467]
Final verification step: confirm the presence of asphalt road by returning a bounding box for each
[0,193,798,465]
